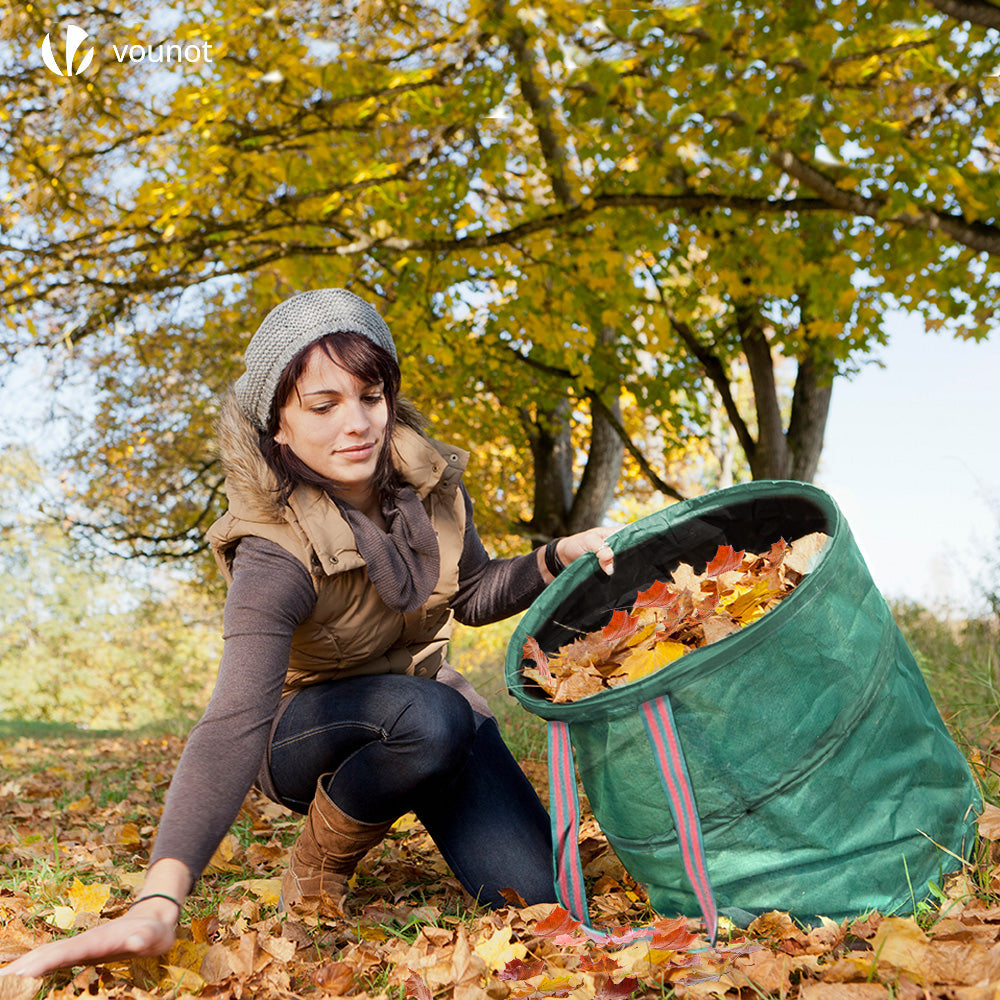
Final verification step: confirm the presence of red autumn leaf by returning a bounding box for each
[633,580,678,610]
[522,635,551,679]
[499,957,548,981]
[600,609,640,643]
[596,924,661,947]
[766,538,789,564]
[688,589,721,621]
[578,954,621,973]
[594,975,641,999]
[535,906,584,939]
[705,544,745,577]
[649,917,698,951]
[405,973,433,1000]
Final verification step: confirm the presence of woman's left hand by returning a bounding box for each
[539,527,616,582]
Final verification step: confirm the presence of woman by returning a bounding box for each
[1,288,615,978]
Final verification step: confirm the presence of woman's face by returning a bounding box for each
[274,345,389,500]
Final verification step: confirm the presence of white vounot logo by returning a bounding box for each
[41,23,94,76]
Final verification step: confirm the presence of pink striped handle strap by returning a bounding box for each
[547,694,718,942]
[639,694,718,940]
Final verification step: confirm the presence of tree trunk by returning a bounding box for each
[518,390,626,542]
[519,398,574,541]
[787,350,834,482]
[736,303,792,480]
[567,394,625,533]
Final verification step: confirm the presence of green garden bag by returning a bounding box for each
[505,481,981,937]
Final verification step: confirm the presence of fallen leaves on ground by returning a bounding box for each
[523,534,828,702]
[1,732,999,999]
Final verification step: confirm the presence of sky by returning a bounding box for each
[815,311,999,615]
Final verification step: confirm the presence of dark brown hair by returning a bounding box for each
[260,330,403,504]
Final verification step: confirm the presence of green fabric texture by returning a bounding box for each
[505,481,981,924]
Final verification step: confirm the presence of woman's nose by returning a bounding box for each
[342,398,370,433]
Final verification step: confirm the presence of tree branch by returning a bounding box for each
[665,312,757,464]
[587,391,686,502]
[499,344,686,501]
[771,149,1000,255]
[504,10,577,208]
[925,0,1000,29]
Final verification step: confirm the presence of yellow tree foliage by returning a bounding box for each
[0,1,997,560]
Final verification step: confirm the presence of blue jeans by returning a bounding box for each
[267,673,555,908]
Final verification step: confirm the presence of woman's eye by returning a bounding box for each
[311,404,333,414]
[363,394,384,405]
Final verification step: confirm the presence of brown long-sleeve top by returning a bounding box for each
[149,487,546,883]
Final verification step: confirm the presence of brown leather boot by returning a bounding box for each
[281,781,393,913]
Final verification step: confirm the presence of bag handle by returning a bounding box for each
[548,694,718,942]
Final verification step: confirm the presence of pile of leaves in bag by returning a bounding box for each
[523,534,828,703]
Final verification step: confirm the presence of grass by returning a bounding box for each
[447,615,549,761]
[892,600,1000,799]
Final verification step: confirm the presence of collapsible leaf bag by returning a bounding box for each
[505,481,981,934]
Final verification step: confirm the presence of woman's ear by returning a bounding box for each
[274,421,288,446]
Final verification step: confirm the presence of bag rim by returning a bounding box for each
[504,479,845,721]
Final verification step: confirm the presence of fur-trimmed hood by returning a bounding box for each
[215,390,286,524]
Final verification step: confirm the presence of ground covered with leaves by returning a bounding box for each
[2,731,999,999]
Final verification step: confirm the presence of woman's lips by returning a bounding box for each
[336,443,376,460]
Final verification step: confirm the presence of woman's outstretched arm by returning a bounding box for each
[0,858,188,978]
[1,538,315,979]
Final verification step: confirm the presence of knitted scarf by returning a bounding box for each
[334,486,440,613]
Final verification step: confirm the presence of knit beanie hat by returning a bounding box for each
[235,288,397,430]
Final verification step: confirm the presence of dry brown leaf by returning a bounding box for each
[729,947,801,995]
[799,985,890,999]
[315,960,355,994]
[199,942,234,984]
[0,977,43,1000]
[783,531,829,575]
[921,938,1000,985]
[747,910,802,940]
[524,535,827,703]
[977,803,1000,841]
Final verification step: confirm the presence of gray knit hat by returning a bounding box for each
[234,288,397,430]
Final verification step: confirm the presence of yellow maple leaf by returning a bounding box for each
[117,871,145,892]
[870,917,930,983]
[51,905,76,930]
[164,938,211,976]
[68,878,111,916]
[160,964,206,994]
[535,973,581,991]
[722,579,777,624]
[474,926,527,973]
[230,877,282,907]
[208,833,241,871]
[619,641,687,683]
[117,822,142,847]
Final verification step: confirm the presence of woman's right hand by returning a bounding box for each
[0,897,178,979]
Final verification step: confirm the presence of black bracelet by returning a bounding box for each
[544,538,565,577]
[129,892,182,913]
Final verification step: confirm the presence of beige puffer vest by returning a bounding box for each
[206,393,469,696]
